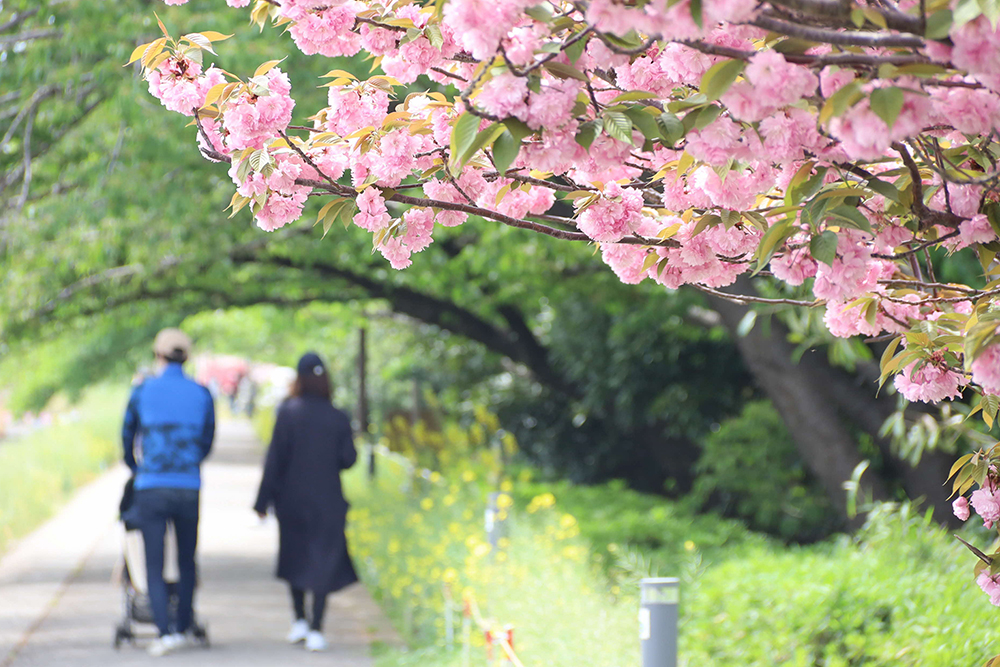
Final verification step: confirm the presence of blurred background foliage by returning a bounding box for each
[2,0,994,545]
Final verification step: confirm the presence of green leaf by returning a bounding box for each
[819,81,863,125]
[566,34,588,63]
[656,112,685,146]
[700,59,745,102]
[249,149,271,172]
[450,113,481,167]
[543,61,589,82]
[458,122,505,166]
[609,91,661,104]
[602,111,634,145]
[736,310,757,337]
[690,0,703,29]
[866,177,901,203]
[954,0,982,25]
[925,9,954,37]
[694,104,723,130]
[503,117,533,143]
[337,200,357,230]
[575,120,602,149]
[869,87,905,130]
[624,106,660,140]
[809,230,839,266]
[492,130,520,175]
[525,4,554,22]
[828,204,873,233]
[424,24,444,50]
[754,218,794,274]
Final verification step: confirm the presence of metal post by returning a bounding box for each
[640,578,678,667]
[444,583,455,648]
[462,600,472,667]
[357,327,373,480]
[485,492,505,552]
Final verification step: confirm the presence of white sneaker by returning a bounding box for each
[305,630,327,652]
[147,633,183,657]
[286,619,310,644]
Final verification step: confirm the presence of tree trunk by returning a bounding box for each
[707,280,960,527]
[707,284,892,528]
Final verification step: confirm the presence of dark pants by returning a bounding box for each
[136,488,200,637]
[291,587,328,631]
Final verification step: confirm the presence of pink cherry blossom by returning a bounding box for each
[576,183,644,243]
[950,17,1000,92]
[812,234,878,302]
[221,69,295,150]
[360,24,398,55]
[326,86,390,137]
[978,571,1000,606]
[972,483,1000,525]
[954,495,971,521]
[382,37,444,84]
[525,81,580,130]
[475,73,529,120]
[971,343,1000,396]
[601,243,652,284]
[378,208,437,269]
[950,214,997,251]
[744,51,818,109]
[289,4,363,57]
[770,249,817,286]
[353,187,391,232]
[255,191,308,232]
[893,359,966,403]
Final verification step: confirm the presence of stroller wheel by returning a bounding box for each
[113,625,131,650]
[192,623,209,647]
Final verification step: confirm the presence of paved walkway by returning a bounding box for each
[0,419,399,666]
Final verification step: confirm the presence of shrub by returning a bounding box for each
[690,400,840,542]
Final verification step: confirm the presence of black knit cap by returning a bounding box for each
[297,352,326,377]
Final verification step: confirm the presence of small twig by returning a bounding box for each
[194,111,232,163]
[877,278,978,294]
[692,284,821,307]
[872,230,960,259]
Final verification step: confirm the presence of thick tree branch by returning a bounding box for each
[750,15,925,47]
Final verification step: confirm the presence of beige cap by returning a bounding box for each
[153,328,192,360]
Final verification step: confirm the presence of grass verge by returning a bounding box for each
[0,385,126,556]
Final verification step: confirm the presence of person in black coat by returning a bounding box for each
[253,352,358,652]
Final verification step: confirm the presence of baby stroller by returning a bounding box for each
[113,477,209,650]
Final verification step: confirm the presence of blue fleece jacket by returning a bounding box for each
[122,363,216,490]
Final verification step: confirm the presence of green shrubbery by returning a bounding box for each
[353,411,1000,667]
[691,400,841,542]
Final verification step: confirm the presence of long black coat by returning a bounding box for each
[253,395,359,595]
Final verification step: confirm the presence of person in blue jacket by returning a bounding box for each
[122,328,215,657]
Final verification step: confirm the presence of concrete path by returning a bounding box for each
[0,419,399,666]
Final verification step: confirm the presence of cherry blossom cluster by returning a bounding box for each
[136,0,1000,402]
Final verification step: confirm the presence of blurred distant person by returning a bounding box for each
[122,328,215,657]
[238,373,258,417]
[254,352,358,652]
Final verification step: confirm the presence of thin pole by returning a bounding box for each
[357,326,373,479]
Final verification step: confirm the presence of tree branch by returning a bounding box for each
[0,28,62,47]
[0,8,40,34]
[750,15,925,48]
